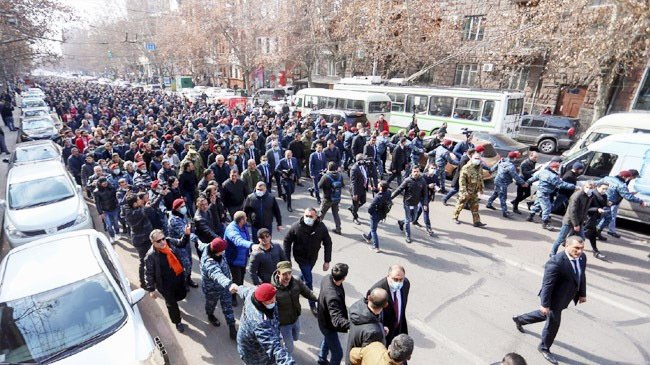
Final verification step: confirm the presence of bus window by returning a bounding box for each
[306,95,318,108]
[507,98,524,115]
[346,99,364,112]
[406,94,428,114]
[387,93,405,112]
[369,101,390,113]
[295,96,303,108]
[481,100,495,122]
[428,96,453,117]
[336,98,346,109]
[326,97,336,109]
[453,98,481,121]
[317,97,327,110]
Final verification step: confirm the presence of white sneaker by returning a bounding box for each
[115,234,122,240]
[109,236,115,244]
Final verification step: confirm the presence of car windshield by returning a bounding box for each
[8,176,74,209]
[23,110,48,118]
[0,273,126,363]
[23,100,46,108]
[345,114,369,125]
[14,146,59,163]
[22,119,53,130]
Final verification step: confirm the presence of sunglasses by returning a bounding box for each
[260,235,270,238]
[154,238,165,243]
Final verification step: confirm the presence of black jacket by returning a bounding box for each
[317,274,350,333]
[346,299,386,364]
[539,252,587,310]
[178,170,197,197]
[585,192,607,229]
[559,169,580,197]
[144,235,189,294]
[391,176,428,206]
[93,185,118,214]
[390,145,407,172]
[125,194,163,245]
[283,217,332,267]
[248,244,287,285]
[562,190,592,227]
[519,158,537,180]
[242,192,282,228]
[318,171,345,202]
[349,163,368,197]
[351,134,366,157]
[209,162,231,186]
[222,178,249,208]
[369,277,410,345]
[194,209,221,244]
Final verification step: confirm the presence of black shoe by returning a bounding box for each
[353,218,360,225]
[317,199,321,205]
[232,294,238,307]
[503,212,513,218]
[362,233,371,243]
[398,220,404,231]
[486,204,496,210]
[512,316,525,333]
[538,348,558,365]
[282,194,287,202]
[405,236,412,243]
[229,324,237,340]
[453,218,461,225]
[526,201,533,210]
[512,207,522,214]
[596,230,607,241]
[442,199,449,206]
[175,323,185,333]
[287,207,293,212]
[310,306,318,316]
[526,214,534,222]
[427,228,435,237]
[607,231,621,238]
[187,278,199,288]
[412,221,422,227]
[473,222,487,228]
[309,188,314,197]
[542,222,554,231]
[208,314,221,327]
[317,359,330,365]
[333,228,342,235]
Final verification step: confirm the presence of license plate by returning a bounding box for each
[45,227,57,234]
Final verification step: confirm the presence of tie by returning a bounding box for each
[263,165,268,183]
[319,153,322,162]
[571,260,580,281]
[393,291,400,329]
[289,159,292,170]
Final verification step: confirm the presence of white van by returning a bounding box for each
[563,112,650,157]
[560,133,650,224]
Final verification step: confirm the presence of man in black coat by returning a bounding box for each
[511,151,538,213]
[242,182,283,239]
[283,207,332,312]
[208,154,230,186]
[317,263,350,365]
[345,287,389,364]
[349,154,370,225]
[387,138,407,186]
[391,167,428,243]
[513,236,588,365]
[221,169,250,219]
[368,264,410,345]
[351,131,367,158]
[144,228,190,333]
[93,177,120,243]
[551,182,593,256]
[194,196,222,249]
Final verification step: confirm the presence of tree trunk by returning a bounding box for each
[592,63,617,124]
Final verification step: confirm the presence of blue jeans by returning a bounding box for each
[597,204,619,233]
[3,116,15,131]
[367,214,379,249]
[298,263,316,308]
[415,203,432,229]
[279,320,301,354]
[551,224,585,255]
[444,187,458,201]
[103,208,120,238]
[436,167,446,190]
[551,193,569,213]
[401,205,418,238]
[318,328,343,365]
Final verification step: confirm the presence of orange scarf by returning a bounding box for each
[156,245,184,276]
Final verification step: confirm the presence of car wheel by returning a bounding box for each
[538,139,556,154]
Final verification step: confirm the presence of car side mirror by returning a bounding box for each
[130,288,146,306]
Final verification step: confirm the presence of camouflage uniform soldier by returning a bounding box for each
[200,238,239,340]
[452,152,487,227]
[486,151,528,218]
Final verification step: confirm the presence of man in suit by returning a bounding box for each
[387,137,407,186]
[245,140,260,164]
[278,149,299,212]
[349,154,370,225]
[265,140,284,197]
[258,155,273,190]
[363,136,380,190]
[309,143,328,204]
[512,236,587,364]
[369,265,409,346]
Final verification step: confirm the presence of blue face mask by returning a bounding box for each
[389,280,403,291]
[255,190,265,197]
[265,302,276,309]
[303,217,314,226]
[179,206,187,215]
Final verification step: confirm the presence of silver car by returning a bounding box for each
[1,160,93,247]
[2,140,63,168]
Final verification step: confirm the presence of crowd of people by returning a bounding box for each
[5,77,647,364]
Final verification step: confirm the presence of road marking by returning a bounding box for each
[409,318,485,364]
[496,254,649,319]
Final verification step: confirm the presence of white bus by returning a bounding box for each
[333,83,525,136]
[294,88,392,124]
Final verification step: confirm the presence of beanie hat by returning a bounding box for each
[508,151,520,159]
[150,180,160,189]
[254,283,277,302]
[476,146,485,153]
[136,161,146,168]
[172,198,185,210]
[619,170,632,178]
[572,162,585,171]
[210,238,227,253]
[110,163,119,169]
[443,139,452,146]
[165,134,172,140]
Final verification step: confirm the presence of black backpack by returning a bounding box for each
[327,174,343,202]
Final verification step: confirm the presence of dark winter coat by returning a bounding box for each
[143,235,189,294]
[243,192,282,229]
[317,274,350,333]
[346,299,386,364]
[271,271,317,326]
[562,190,592,227]
[248,244,287,285]
[125,194,163,245]
[94,184,119,214]
[282,217,332,267]
[391,176,428,206]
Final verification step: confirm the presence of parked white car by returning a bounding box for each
[0,230,163,364]
[1,160,93,247]
[2,140,63,168]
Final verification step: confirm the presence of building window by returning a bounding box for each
[454,64,479,86]
[633,67,650,111]
[256,37,276,54]
[462,16,485,41]
[327,59,338,76]
[503,67,530,90]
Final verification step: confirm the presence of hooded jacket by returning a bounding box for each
[346,299,386,364]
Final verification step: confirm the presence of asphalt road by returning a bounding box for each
[1,105,649,364]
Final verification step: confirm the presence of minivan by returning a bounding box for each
[562,111,650,157]
[556,133,649,224]
[515,114,577,154]
[253,88,286,104]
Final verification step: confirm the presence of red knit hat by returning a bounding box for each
[443,139,452,146]
[136,161,146,168]
[172,198,185,210]
[508,151,521,159]
[476,146,485,153]
[165,134,173,140]
[254,283,277,302]
[210,238,227,253]
[619,170,632,178]
[150,180,160,189]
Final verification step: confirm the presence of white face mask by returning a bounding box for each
[472,159,481,165]
[255,190,265,197]
[303,217,315,226]
[389,279,403,291]
[585,188,594,196]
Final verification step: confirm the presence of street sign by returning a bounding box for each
[145,43,156,51]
